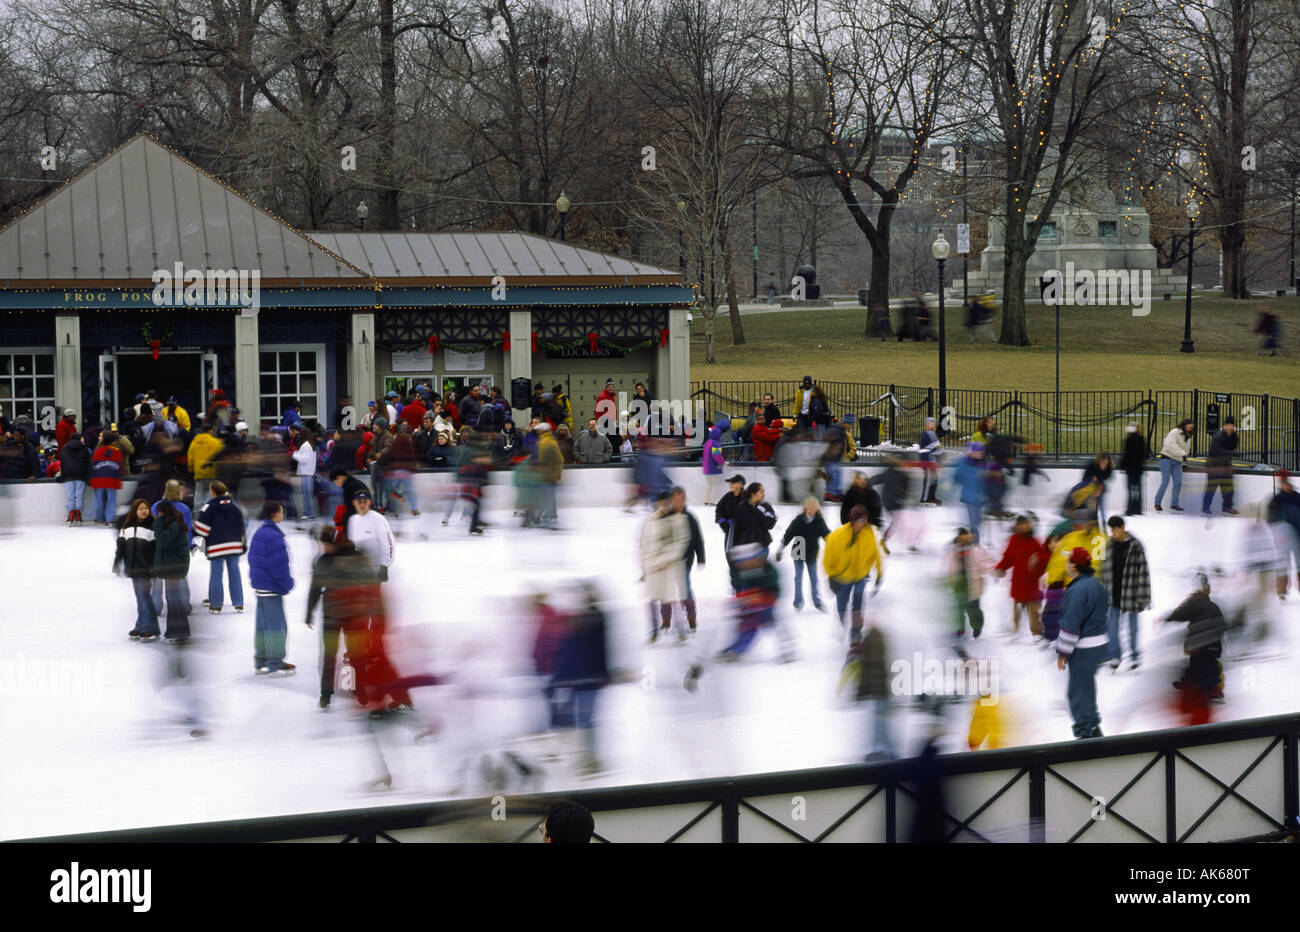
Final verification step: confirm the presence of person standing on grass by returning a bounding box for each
[1154,418,1194,512]
[247,500,296,676]
[1119,424,1148,516]
[1099,516,1151,671]
[775,497,831,613]
[1202,417,1239,517]
[1056,547,1109,739]
[993,515,1049,641]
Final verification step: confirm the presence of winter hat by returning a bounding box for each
[134,393,146,401]
[534,422,551,432]
[1276,469,1291,482]
[64,408,75,416]
[367,400,377,407]
[352,489,371,501]
[967,441,985,453]
[235,421,248,432]
[605,379,615,389]
[1068,547,1092,568]
[801,376,812,386]
[729,543,763,562]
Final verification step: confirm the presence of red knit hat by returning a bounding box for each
[1069,547,1092,567]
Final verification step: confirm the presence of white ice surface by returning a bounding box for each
[1,470,1297,839]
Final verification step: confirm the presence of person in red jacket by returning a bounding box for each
[55,409,78,452]
[89,432,125,526]
[751,415,782,462]
[400,394,426,432]
[992,514,1049,640]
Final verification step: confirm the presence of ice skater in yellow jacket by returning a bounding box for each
[822,504,884,646]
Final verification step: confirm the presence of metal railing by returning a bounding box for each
[691,382,1300,470]
[16,712,1298,843]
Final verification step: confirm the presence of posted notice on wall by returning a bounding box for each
[956,223,970,255]
[445,347,485,371]
[392,347,433,372]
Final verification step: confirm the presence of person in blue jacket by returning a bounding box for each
[1056,547,1110,738]
[248,500,296,676]
[952,442,987,543]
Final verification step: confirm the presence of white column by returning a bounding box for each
[666,307,689,405]
[54,312,82,416]
[351,312,377,406]
[234,311,260,421]
[509,308,532,424]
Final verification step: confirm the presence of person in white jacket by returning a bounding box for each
[291,424,317,519]
[1153,418,1195,513]
[346,489,396,581]
[641,492,690,643]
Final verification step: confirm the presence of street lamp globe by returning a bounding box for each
[1186,200,1200,220]
[932,232,950,261]
[555,192,571,214]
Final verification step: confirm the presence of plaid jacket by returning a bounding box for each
[1100,536,1151,613]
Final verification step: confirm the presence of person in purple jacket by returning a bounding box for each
[248,500,296,676]
[702,418,730,505]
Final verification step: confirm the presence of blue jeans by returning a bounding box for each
[825,460,843,496]
[793,559,823,609]
[299,476,317,518]
[1066,646,1105,737]
[150,578,165,615]
[132,576,160,635]
[93,487,116,523]
[1154,458,1181,507]
[835,577,867,623]
[208,555,244,609]
[865,698,897,758]
[64,480,86,513]
[963,500,983,543]
[254,594,289,670]
[385,476,418,515]
[163,577,192,639]
[1106,606,1140,662]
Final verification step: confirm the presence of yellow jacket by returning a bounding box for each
[534,432,563,483]
[822,523,884,584]
[163,403,191,432]
[1045,527,1107,585]
[187,432,224,479]
[969,695,1017,750]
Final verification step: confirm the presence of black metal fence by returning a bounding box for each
[18,712,1298,843]
[692,381,1300,470]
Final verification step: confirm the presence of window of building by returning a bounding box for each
[1099,221,1118,238]
[1038,221,1059,241]
[258,346,324,426]
[0,351,55,425]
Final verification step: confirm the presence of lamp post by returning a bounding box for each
[1291,166,1298,296]
[932,232,950,425]
[961,141,969,308]
[1181,200,1199,354]
[555,191,570,242]
[356,200,369,231]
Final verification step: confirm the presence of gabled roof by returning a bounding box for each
[0,134,369,286]
[306,231,680,285]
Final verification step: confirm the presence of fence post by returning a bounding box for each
[1192,389,1200,458]
[927,387,934,421]
[1029,764,1046,843]
[888,383,896,444]
[1165,751,1178,843]
[1263,394,1271,464]
[1285,723,1299,834]
[721,784,740,843]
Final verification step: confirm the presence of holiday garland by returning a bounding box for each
[406,329,667,355]
[140,320,174,345]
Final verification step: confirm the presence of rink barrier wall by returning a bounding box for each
[16,712,1299,843]
[0,463,1287,526]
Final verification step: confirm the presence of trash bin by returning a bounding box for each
[858,288,869,306]
[859,415,881,447]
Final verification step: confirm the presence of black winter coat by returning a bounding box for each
[840,484,883,528]
[780,511,831,560]
[114,516,157,578]
[59,437,91,481]
[1207,429,1238,466]
[730,499,777,548]
[153,518,191,581]
[1119,432,1148,476]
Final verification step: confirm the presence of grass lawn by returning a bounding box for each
[691,296,1300,398]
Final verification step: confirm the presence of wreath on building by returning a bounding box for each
[140,320,174,346]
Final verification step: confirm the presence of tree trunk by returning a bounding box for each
[721,220,745,345]
[863,205,895,336]
[378,0,399,229]
[999,218,1031,346]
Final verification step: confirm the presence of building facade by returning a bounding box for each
[0,135,694,435]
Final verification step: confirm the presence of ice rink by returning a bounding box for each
[1,466,1296,840]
